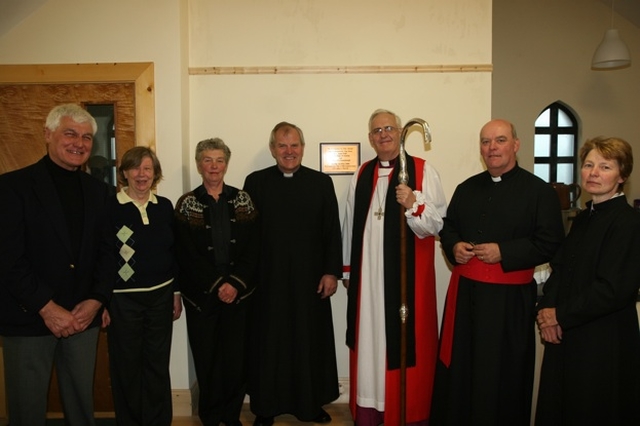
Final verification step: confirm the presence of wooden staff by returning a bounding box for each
[397,119,431,426]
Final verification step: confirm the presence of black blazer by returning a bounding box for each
[0,156,113,336]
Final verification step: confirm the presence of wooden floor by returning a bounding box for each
[0,404,354,426]
[173,403,354,425]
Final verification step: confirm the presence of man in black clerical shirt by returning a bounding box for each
[244,122,342,426]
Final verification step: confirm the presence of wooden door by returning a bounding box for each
[0,63,156,416]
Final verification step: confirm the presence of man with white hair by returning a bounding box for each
[0,104,113,425]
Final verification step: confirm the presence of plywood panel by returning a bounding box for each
[0,82,135,175]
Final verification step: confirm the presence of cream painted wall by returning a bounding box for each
[188,0,492,378]
[0,0,493,394]
[189,72,490,378]
[493,0,640,205]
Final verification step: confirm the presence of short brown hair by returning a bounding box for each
[117,146,163,188]
[580,136,633,190]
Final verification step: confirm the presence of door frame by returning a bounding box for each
[0,62,155,420]
[0,62,155,149]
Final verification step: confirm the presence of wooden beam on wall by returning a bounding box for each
[190,64,493,75]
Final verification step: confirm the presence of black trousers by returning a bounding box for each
[184,302,247,426]
[107,284,174,426]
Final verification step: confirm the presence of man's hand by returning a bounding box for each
[453,242,476,264]
[71,299,102,332]
[395,184,416,209]
[472,242,501,264]
[317,274,338,299]
[39,300,82,338]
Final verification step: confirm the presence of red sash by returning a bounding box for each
[438,257,534,367]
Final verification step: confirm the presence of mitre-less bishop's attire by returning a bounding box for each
[342,155,447,425]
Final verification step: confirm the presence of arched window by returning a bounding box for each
[533,103,578,184]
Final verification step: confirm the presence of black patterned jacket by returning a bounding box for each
[174,183,258,313]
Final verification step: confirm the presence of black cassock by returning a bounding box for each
[244,165,342,420]
[536,196,640,426]
[433,165,564,426]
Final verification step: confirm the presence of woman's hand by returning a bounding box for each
[537,308,563,344]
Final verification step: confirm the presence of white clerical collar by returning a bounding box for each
[491,175,502,182]
[278,165,300,178]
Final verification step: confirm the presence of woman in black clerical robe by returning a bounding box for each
[536,136,640,426]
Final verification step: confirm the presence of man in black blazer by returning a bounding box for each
[0,104,113,426]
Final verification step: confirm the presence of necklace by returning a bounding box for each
[374,177,388,221]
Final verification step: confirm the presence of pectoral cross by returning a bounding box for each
[374,206,384,220]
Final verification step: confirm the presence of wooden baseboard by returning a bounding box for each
[173,388,194,417]
[336,378,349,404]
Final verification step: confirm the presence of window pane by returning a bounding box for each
[86,104,116,187]
[557,134,575,156]
[534,134,550,156]
[557,163,574,184]
[557,109,572,127]
[534,164,550,182]
[535,109,550,127]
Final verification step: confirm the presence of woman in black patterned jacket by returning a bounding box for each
[174,138,259,426]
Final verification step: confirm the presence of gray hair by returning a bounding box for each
[195,138,231,163]
[368,109,402,131]
[45,104,97,135]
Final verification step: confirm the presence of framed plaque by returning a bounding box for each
[319,142,360,175]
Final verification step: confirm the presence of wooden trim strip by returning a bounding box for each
[189,64,493,75]
[0,63,153,83]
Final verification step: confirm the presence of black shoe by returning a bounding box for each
[253,415,274,426]
[312,408,332,423]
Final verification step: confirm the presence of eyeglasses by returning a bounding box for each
[370,126,398,136]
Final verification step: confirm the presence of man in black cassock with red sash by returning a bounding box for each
[431,119,564,426]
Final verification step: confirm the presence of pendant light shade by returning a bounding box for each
[591,0,631,70]
[591,28,631,70]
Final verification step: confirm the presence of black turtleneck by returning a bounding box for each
[44,155,85,259]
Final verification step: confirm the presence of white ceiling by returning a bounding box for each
[0,0,639,39]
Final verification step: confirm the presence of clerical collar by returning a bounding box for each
[379,158,396,168]
[590,192,624,213]
[489,163,519,182]
[278,165,300,178]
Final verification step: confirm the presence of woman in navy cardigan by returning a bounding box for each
[104,146,181,425]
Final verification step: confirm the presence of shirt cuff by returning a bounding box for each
[404,190,426,217]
